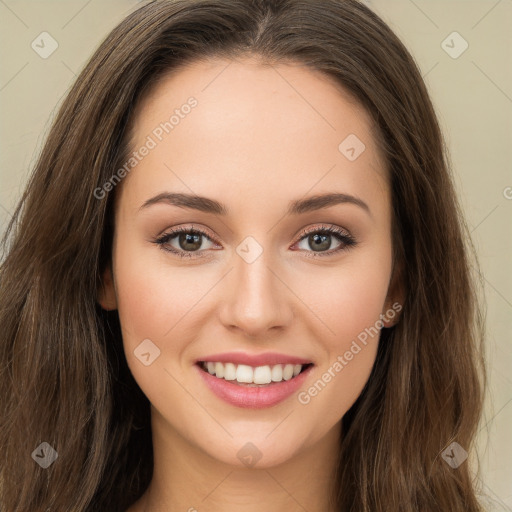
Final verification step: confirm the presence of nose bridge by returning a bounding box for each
[219,235,292,336]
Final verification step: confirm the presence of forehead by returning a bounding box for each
[120,56,388,215]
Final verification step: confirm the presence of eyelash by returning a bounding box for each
[153,223,357,260]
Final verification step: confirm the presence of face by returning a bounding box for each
[99,56,401,468]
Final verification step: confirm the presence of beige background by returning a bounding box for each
[0,0,511,508]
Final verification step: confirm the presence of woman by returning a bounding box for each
[0,0,487,510]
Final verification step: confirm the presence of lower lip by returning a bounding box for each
[195,364,314,409]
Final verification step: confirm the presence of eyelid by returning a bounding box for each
[157,223,220,244]
[295,223,351,240]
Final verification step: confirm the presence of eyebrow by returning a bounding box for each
[139,192,371,217]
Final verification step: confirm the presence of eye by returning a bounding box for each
[152,223,357,259]
[153,225,219,259]
[293,224,357,258]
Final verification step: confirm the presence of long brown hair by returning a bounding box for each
[0,1,487,510]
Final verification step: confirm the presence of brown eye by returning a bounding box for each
[305,233,336,252]
[154,224,357,260]
[177,232,203,251]
[294,225,357,258]
[154,227,217,258]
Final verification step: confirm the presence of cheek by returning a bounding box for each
[322,269,390,342]
[113,238,205,346]
[111,239,210,408]
[296,336,379,434]
[292,251,391,419]
[301,248,392,348]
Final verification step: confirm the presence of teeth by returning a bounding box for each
[236,364,254,383]
[201,361,308,384]
[214,362,224,378]
[271,364,282,382]
[282,364,294,381]
[224,362,236,381]
[254,365,272,384]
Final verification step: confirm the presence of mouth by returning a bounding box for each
[195,359,315,409]
[197,361,315,387]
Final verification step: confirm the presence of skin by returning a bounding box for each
[99,55,403,512]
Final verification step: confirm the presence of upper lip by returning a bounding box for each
[196,352,314,367]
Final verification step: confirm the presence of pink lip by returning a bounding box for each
[195,351,313,367]
[195,363,314,409]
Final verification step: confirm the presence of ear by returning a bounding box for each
[381,257,405,328]
[97,264,117,311]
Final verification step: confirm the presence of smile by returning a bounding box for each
[195,356,315,409]
[198,361,313,386]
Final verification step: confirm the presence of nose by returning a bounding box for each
[218,246,294,339]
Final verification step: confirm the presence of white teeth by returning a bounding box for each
[282,364,294,381]
[201,361,309,384]
[236,364,253,383]
[271,364,283,382]
[253,365,272,384]
[214,362,224,378]
[223,362,236,381]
